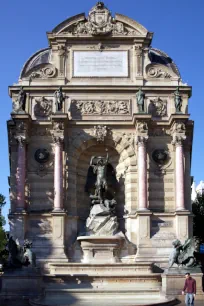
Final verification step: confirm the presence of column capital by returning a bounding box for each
[136,135,148,146]
[171,121,186,147]
[14,135,27,147]
[52,135,64,145]
[172,135,186,147]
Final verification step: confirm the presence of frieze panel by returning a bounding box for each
[34,97,53,118]
[71,100,131,116]
[148,97,167,117]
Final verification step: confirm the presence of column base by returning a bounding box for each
[137,208,150,212]
[52,208,65,213]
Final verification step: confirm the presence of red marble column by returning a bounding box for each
[53,136,63,211]
[137,137,148,210]
[15,136,26,211]
[175,141,185,211]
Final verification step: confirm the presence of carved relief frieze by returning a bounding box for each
[34,97,52,118]
[148,97,167,117]
[71,100,131,116]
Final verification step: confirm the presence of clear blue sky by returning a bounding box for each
[0,0,204,227]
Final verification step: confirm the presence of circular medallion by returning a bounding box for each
[34,149,50,164]
[152,149,169,165]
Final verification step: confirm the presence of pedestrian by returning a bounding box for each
[182,273,196,306]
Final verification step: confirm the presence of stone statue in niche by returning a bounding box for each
[13,87,26,113]
[174,87,182,113]
[168,238,199,268]
[54,87,65,112]
[84,149,119,236]
[136,88,145,113]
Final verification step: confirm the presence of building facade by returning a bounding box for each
[7,2,193,269]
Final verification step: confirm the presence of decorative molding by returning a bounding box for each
[72,99,130,115]
[93,125,107,142]
[15,135,27,147]
[146,64,173,79]
[136,135,148,146]
[34,97,52,118]
[66,2,139,37]
[12,87,26,113]
[29,65,57,79]
[148,97,167,117]
[137,122,148,134]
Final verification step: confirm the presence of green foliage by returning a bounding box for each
[192,193,204,243]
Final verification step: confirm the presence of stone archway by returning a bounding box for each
[65,131,137,235]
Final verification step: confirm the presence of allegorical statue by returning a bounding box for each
[136,87,145,113]
[13,87,26,113]
[54,86,65,112]
[7,236,36,268]
[84,149,119,236]
[174,87,182,113]
[90,150,109,202]
[168,238,199,268]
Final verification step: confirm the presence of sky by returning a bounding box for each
[0,0,204,228]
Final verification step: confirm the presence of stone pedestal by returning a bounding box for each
[135,210,152,261]
[77,236,124,263]
[162,269,204,301]
[51,212,67,259]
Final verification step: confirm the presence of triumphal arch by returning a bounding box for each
[5,2,200,305]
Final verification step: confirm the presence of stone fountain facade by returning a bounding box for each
[2,2,201,305]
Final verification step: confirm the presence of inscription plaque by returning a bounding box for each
[73,51,128,77]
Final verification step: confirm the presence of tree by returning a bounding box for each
[0,194,7,263]
[192,193,204,243]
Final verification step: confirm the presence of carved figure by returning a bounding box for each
[13,87,26,113]
[7,236,36,268]
[93,125,107,142]
[34,97,52,117]
[84,150,119,236]
[136,88,145,113]
[152,149,169,165]
[174,87,182,113]
[90,151,109,202]
[54,87,65,111]
[169,238,198,268]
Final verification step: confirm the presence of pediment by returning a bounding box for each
[50,3,149,38]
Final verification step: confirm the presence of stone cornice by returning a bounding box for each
[8,85,192,97]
